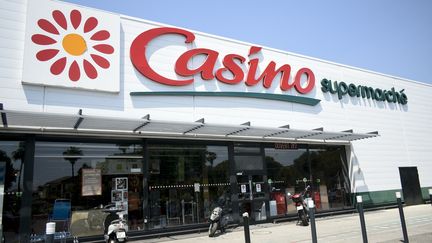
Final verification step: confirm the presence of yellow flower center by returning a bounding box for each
[62,33,87,56]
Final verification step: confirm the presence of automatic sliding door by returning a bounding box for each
[233,144,268,222]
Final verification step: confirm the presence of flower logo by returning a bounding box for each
[31,9,114,82]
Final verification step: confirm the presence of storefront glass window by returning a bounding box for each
[309,145,351,211]
[31,141,143,238]
[265,144,309,216]
[0,141,25,243]
[265,144,350,216]
[147,144,229,229]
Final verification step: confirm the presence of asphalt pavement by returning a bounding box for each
[131,204,432,243]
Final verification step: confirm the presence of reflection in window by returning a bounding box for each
[309,145,351,211]
[0,141,25,243]
[265,144,351,217]
[265,146,309,216]
[147,144,230,229]
[31,142,143,238]
[235,155,263,170]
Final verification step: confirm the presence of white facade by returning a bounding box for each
[1,0,431,196]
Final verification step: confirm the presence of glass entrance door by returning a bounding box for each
[233,144,268,222]
[237,173,267,222]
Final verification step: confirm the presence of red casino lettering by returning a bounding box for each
[130,27,315,94]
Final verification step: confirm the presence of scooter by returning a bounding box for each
[103,204,128,243]
[208,206,229,237]
[288,185,311,226]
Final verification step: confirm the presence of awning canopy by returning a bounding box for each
[0,108,378,144]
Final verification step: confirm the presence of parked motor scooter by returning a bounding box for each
[103,204,128,242]
[208,206,229,237]
[288,185,311,226]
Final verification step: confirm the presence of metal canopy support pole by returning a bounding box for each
[226,122,251,136]
[133,114,151,132]
[263,125,290,138]
[183,118,205,134]
[73,109,84,129]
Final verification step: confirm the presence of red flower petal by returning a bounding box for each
[36,49,59,61]
[84,17,98,33]
[91,54,110,69]
[50,57,67,75]
[83,59,98,79]
[69,61,80,81]
[37,19,59,35]
[70,9,81,30]
[31,34,57,45]
[52,10,67,30]
[91,30,110,41]
[93,44,114,54]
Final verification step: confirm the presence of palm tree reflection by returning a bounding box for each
[63,146,83,178]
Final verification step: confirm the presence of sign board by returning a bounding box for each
[22,0,120,92]
[256,183,262,193]
[274,143,298,150]
[194,183,200,193]
[241,184,247,193]
[82,169,102,196]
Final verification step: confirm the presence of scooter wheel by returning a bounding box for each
[209,222,218,237]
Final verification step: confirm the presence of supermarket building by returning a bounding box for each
[0,0,431,241]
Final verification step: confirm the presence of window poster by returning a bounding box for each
[115,177,128,190]
[111,177,129,213]
[82,168,102,196]
[256,183,262,192]
[111,190,123,202]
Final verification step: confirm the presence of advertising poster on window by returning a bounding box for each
[241,184,247,193]
[256,183,262,192]
[111,177,129,213]
[82,168,102,196]
[115,177,128,190]
[111,190,123,202]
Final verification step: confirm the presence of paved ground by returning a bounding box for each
[132,204,432,243]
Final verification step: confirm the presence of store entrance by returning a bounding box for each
[233,144,268,223]
[237,173,267,222]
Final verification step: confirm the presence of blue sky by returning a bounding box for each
[63,0,432,84]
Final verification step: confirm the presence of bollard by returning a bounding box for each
[45,222,55,243]
[308,200,318,243]
[356,195,368,243]
[242,212,251,243]
[429,189,432,206]
[396,192,409,243]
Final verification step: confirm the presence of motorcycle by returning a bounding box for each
[208,206,229,237]
[288,185,311,226]
[102,204,128,243]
